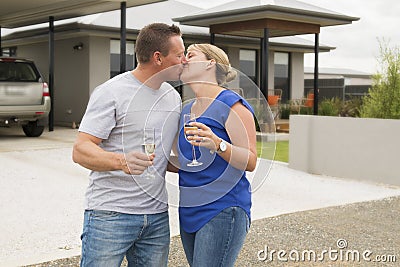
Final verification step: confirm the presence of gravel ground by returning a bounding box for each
[2,127,398,266]
[25,195,399,267]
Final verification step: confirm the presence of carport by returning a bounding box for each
[173,0,359,114]
[0,0,165,130]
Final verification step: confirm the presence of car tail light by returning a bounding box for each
[0,58,16,62]
[42,82,50,97]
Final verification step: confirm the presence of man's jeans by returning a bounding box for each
[80,210,170,267]
[180,206,250,267]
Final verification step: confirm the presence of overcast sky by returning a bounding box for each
[2,0,398,74]
[302,0,400,74]
[178,0,400,74]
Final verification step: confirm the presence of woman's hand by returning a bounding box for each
[185,121,219,152]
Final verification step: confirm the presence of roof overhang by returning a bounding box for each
[0,0,165,28]
[173,1,359,38]
[2,22,334,54]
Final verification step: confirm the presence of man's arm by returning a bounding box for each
[167,156,179,173]
[167,134,180,173]
[72,132,153,175]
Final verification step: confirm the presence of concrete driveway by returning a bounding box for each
[1,126,400,266]
[0,126,77,152]
[0,127,88,266]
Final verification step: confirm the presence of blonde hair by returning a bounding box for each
[187,43,237,86]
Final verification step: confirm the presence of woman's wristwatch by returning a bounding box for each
[210,138,227,154]
[216,139,227,153]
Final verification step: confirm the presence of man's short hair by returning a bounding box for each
[135,23,182,64]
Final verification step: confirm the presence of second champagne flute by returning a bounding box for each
[143,127,156,178]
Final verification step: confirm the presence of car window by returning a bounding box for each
[0,62,39,82]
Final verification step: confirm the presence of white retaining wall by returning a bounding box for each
[289,115,400,186]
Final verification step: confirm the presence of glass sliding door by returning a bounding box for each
[274,52,290,102]
[110,40,135,78]
[239,49,258,98]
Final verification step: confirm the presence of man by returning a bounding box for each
[72,23,186,266]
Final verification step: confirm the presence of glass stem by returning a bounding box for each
[191,144,197,163]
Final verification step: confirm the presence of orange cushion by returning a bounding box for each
[305,93,314,107]
[268,95,279,105]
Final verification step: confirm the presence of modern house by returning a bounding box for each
[0,0,359,127]
[304,67,372,100]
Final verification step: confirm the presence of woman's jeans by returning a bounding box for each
[180,206,250,267]
[80,210,170,267]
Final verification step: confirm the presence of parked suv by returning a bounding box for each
[0,57,51,137]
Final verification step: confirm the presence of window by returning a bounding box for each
[110,40,135,78]
[239,49,258,98]
[1,47,17,57]
[0,61,39,82]
[274,52,290,102]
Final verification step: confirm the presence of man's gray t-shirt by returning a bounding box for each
[79,71,181,214]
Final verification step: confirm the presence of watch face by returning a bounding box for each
[220,141,227,152]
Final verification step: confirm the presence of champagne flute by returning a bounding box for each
[183,113,203,167]
[143,127,156,178]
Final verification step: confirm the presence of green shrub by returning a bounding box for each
[280,104,291,119]
[340,97,363,117]
[319,98,340,116]
[360,41,400,119]
[299,106,313,115]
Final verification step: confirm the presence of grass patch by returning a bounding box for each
[257,140,289,163]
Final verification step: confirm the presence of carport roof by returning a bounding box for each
[173,0,359,38]
[0,0,165,28]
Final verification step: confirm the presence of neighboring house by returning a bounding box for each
[1,0,347,127]
[304,67,372,100]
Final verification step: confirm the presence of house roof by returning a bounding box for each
[1,0,334,53]
[78,0,207,35]
[304,67,372,78]
[1,1,208,37]
[270,36,334,52]
[173,0,359,38]
[0,0,165,28]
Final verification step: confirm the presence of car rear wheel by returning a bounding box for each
[22,121,45,137]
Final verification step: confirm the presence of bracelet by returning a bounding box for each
[119,156,127,167]
[209,136,220,154]
[119,156,130,174]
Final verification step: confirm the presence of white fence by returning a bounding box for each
[289,115,400,186]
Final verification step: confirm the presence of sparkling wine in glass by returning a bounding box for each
[143,127,156,178]
[183,113,203,167]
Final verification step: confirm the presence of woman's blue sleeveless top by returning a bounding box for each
[178,89,254,233]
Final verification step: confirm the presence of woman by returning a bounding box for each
[177,43,257,266]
